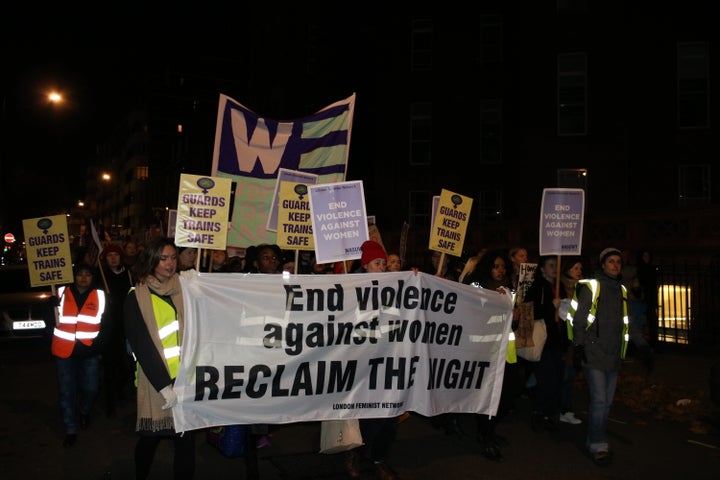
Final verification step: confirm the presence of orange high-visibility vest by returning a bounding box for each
[51,286,106,359]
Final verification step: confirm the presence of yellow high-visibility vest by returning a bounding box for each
[566,279,629,359]
[130,288,181,386]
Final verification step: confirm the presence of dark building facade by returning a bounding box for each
[91,3,718,267]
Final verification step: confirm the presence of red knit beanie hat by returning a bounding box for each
[102,244,124,257]
[360,240,387,266]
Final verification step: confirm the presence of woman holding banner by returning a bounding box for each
[462,250,519,463]
[124,237,195,480]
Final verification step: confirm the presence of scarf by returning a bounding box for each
[134,273,185,433]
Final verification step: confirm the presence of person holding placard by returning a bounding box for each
[99,243,134,418]
[557,256,585,426]
[524,255,564,433]
[344,240,400,480]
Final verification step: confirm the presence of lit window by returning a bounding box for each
[658,284,690,344]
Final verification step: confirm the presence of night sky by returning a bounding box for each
[1,9,369,236]
[2,14,244,232]
[2,20,163,230]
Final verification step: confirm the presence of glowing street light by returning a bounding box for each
[47,91,63,104]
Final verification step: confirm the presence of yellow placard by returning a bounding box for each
[22,215,74,287]
[175,174,233,250]
[276,181,314,250]
[428,189,473,257]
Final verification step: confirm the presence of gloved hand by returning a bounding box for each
[573,344,587,369]
[159,385,178,410]
[638,345,655,374]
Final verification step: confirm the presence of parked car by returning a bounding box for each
[0,263,55,341]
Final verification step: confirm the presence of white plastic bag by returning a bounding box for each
[319,419,364,454]
[516,320,547,362]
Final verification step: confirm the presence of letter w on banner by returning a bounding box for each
[211,93,356,248]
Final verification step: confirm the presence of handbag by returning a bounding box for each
[516,319,547,362]
[319,418,364,454]
[206,424,246,458]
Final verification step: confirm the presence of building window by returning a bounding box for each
[411,19,433,71]
[479,100,502,165]
[658,284,690,344]
[557,0,587,12]
[557,168,588,190]
[409,190,432,227]
[136,166,149,180]
[677,42,709,129]
[678,164,711,206]
[477,188,503,223]
[410,102,432,166]
[478,15,503,66]
[557,52,587,136]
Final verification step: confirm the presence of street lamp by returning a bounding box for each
[47,91,63,104]
[100,171,120,238]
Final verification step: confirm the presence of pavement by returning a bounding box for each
[1,340,720,480]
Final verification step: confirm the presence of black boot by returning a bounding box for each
[244,432,259,480]
[477,415,504,463]
[479,439,504,463]
[62,433,77,447]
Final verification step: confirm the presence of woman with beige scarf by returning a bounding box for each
[124,237,195,479]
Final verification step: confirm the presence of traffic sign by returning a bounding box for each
[4,233,15,243]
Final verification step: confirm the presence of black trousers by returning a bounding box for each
[135,431,195,480]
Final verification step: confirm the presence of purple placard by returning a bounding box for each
[308,181,369,264]
[539,188,585,256]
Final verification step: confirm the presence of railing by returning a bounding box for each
[655,260,720,348]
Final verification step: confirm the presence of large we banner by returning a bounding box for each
[172,271,513,433]
[211,93,355,248]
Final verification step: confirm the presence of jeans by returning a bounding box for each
[560,360,576,413]
[56,355,100,434]
[583,367,618,453]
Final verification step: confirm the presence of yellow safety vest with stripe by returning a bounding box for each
[469,283,517,363]
[131,288,181,385]
[566,279,629,359]
[506,288,517,363]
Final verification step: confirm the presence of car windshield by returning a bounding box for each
[0,265,50,293]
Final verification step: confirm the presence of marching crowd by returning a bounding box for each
[46,235,657,479]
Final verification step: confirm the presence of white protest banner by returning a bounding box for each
[308,180,369,264]
[175,174,233,250]
[172,271,513,433]
[539,188,585,256]
[22,215,73,287]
